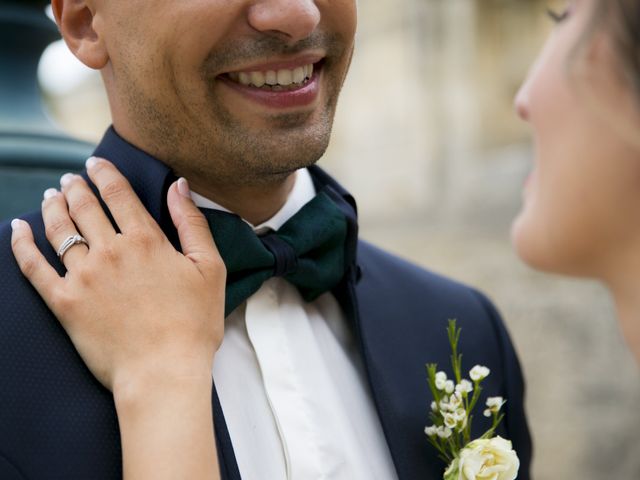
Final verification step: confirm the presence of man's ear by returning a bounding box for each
[51,0,108,70]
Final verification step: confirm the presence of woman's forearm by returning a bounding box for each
[114,373,220,480]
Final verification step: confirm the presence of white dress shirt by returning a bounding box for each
[192,170,398,480]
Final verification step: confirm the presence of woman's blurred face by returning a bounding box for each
[512,0,640,280]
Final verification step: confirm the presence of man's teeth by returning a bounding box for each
[230,64,314,88]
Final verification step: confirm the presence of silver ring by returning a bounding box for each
[57,234,89,260]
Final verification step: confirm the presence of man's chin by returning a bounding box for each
[235,122,332,172]
[237,147,326,184]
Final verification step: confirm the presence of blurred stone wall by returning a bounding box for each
[40,1,640,479]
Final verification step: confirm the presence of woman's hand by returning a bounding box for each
[10,157,224,479]
[11,157,225,392]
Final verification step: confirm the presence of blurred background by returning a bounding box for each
[16,0,640,478]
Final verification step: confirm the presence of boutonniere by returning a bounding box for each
[425,320,519,480]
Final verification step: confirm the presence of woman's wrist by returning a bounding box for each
[112,365,219,479]
[113,364,214,415]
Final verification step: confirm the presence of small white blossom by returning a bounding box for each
[431,401,438,412]
[453,408,468,430]
[436,426,453,439]
[435,371,448,390]
[469,365,490,382]
[444,413,457,429]
[484,396,505,417]
[455,379,473,396]
[448,392,462,409]
[454,408,467,421]
[439,392,463,414]
[444,380,455,394]
[424,425,438,437]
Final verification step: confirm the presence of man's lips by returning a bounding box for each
[217,57,325,109]
[228,63,314,90]
[221,54,323,79]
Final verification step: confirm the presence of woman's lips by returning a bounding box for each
[218,62,323,109]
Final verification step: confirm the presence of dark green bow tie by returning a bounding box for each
[202,189,353,317]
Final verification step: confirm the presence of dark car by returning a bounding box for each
[0,0,94,222]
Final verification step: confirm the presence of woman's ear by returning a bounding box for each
[51,0,108,70]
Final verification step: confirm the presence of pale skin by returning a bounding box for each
[12,158,225,479]
[512,0,640,362]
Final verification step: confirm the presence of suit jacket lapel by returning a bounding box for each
[310,167,414,478]
[212,385,242,480]
[334,275,408,480]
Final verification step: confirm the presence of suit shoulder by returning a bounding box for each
[0,210,45,246]
[355,239,508,350]
[357,239,490,308]
[0,210,52,312]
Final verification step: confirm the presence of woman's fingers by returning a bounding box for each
[10,218,62,298]
[85,157,161,235]
[60,173,115,244]
[167,178,225,283]
[42,189,89,270]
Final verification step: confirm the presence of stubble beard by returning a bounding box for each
[120,32,349,190]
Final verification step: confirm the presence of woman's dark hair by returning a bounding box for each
[603,0,640,99]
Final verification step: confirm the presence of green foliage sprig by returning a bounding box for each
[424,320,505,464]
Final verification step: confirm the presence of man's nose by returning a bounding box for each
[247,0,321,43]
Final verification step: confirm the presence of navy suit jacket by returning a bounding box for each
[0,127,532,479]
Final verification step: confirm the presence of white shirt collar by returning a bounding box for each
[190,168,317,234]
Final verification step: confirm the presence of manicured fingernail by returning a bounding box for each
[177,177,191,198]
[86,156,98,170]
[43,188,58,200]
[60,173,74,188]
[11,219,24,231]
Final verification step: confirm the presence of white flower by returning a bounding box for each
[448,392,463,409]
[454,408,467,422]
[469,365,490,382]
[437,426,453,439]
[455,379,473,396]
[484,396,505,417]
[453,408,468,430]
[439,396,451,412]
[431,401,438,412]
[444,380,455,394]
[453,436,519,480]
[444,413,458,429]
[435,371,448,390]
[424,425,438,437]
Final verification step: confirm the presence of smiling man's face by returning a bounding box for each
[93,0,357,188]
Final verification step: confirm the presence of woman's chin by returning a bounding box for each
[510,210,563,274]
[510,212,543,269]
[511,212,600,279]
